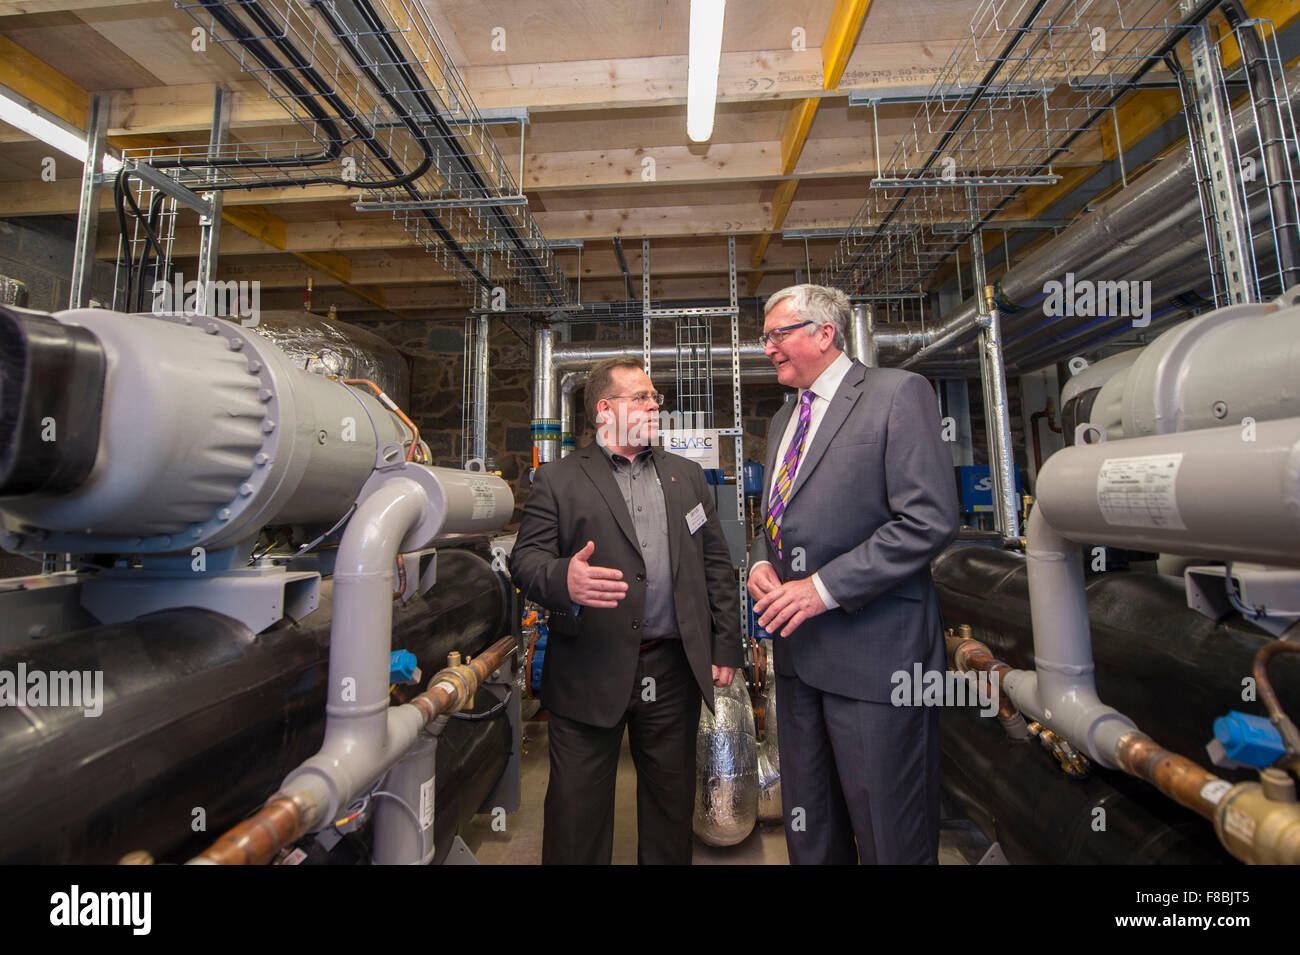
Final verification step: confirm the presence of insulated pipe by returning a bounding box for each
[470,314,490,463]
[531,326,558,463]
[559,371,582,457]
[999,191,1285,369]
[849,303,878,367]
[1001,507,1138,768]
[1034,415,1300,566]
[980,287,1020,539]
[532,325,973,459]
[905,62,1300,368]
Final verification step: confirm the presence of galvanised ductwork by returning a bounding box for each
[904,62,1300,373]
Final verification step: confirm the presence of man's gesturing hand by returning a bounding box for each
[746,561,780,602]
[754,577,827,637]
[566,540,628,608]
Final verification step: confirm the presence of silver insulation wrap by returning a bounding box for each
[693,675,758,846]
[238,310,411,407]
[756,646,781,824]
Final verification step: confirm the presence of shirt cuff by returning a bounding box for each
[811,573,839,610]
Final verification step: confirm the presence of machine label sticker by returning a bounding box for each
[469,480,496,520]
[1199,779,1232,805]
[419,777,434,830]
[685,502,707,535]
[1096,453,1187,530]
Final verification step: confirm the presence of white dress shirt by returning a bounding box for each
[754,351,854,610]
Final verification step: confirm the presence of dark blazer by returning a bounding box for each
[510,443,742,727]
[751,359,960,702]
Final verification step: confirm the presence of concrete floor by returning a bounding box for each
[462,718,990,865]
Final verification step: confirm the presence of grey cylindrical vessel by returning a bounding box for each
[373,728,439,865]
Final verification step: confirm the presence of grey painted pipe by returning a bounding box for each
[1001,506,1138,769]
[279,475,434,830]
[1033,415,1300,566]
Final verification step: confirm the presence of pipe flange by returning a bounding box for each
[146,311,284,551]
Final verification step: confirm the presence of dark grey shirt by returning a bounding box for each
[600,443,676,638]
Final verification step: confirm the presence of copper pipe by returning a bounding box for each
[343,378,421,461]
[1116,733,1226,820]
[194,635,517,865]
[945,623,1018,723]
[1253,641,1300,759]
[411,636,516,722]
[194,793,310,866]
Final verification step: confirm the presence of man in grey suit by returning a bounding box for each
[748,284,959,865]
[511,357,742,864]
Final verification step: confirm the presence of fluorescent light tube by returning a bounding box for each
[687,0,725,143]
[0,88,121,174]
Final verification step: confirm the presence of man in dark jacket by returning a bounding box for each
[510,356,742,865]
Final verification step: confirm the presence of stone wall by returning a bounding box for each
[352,309,1026,528]
[0,216,116,311]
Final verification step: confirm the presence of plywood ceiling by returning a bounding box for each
[0,0,1261,319]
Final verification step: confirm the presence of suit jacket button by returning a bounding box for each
[636,573,645,581]
[632,620,640,629]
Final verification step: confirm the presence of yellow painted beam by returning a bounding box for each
[0,34,87,129]
[750,233,772,270]
[747,272,763,298]
[821,0,872,91]
[750,0,871,287]
[294,250,353,285]
[770,178,801,232]
[780,98,820,176]
[221,205,287,250]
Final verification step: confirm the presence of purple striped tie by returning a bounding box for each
[765,390,815,559]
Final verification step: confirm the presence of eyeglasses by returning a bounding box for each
[758,320,813,347]
[602,392,665,407]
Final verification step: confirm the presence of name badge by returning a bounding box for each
[686,502,707,535]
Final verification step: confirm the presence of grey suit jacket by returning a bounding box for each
[751,360,960,702]
[510,444,742,727]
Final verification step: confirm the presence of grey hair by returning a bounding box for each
[763,284,848,351]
